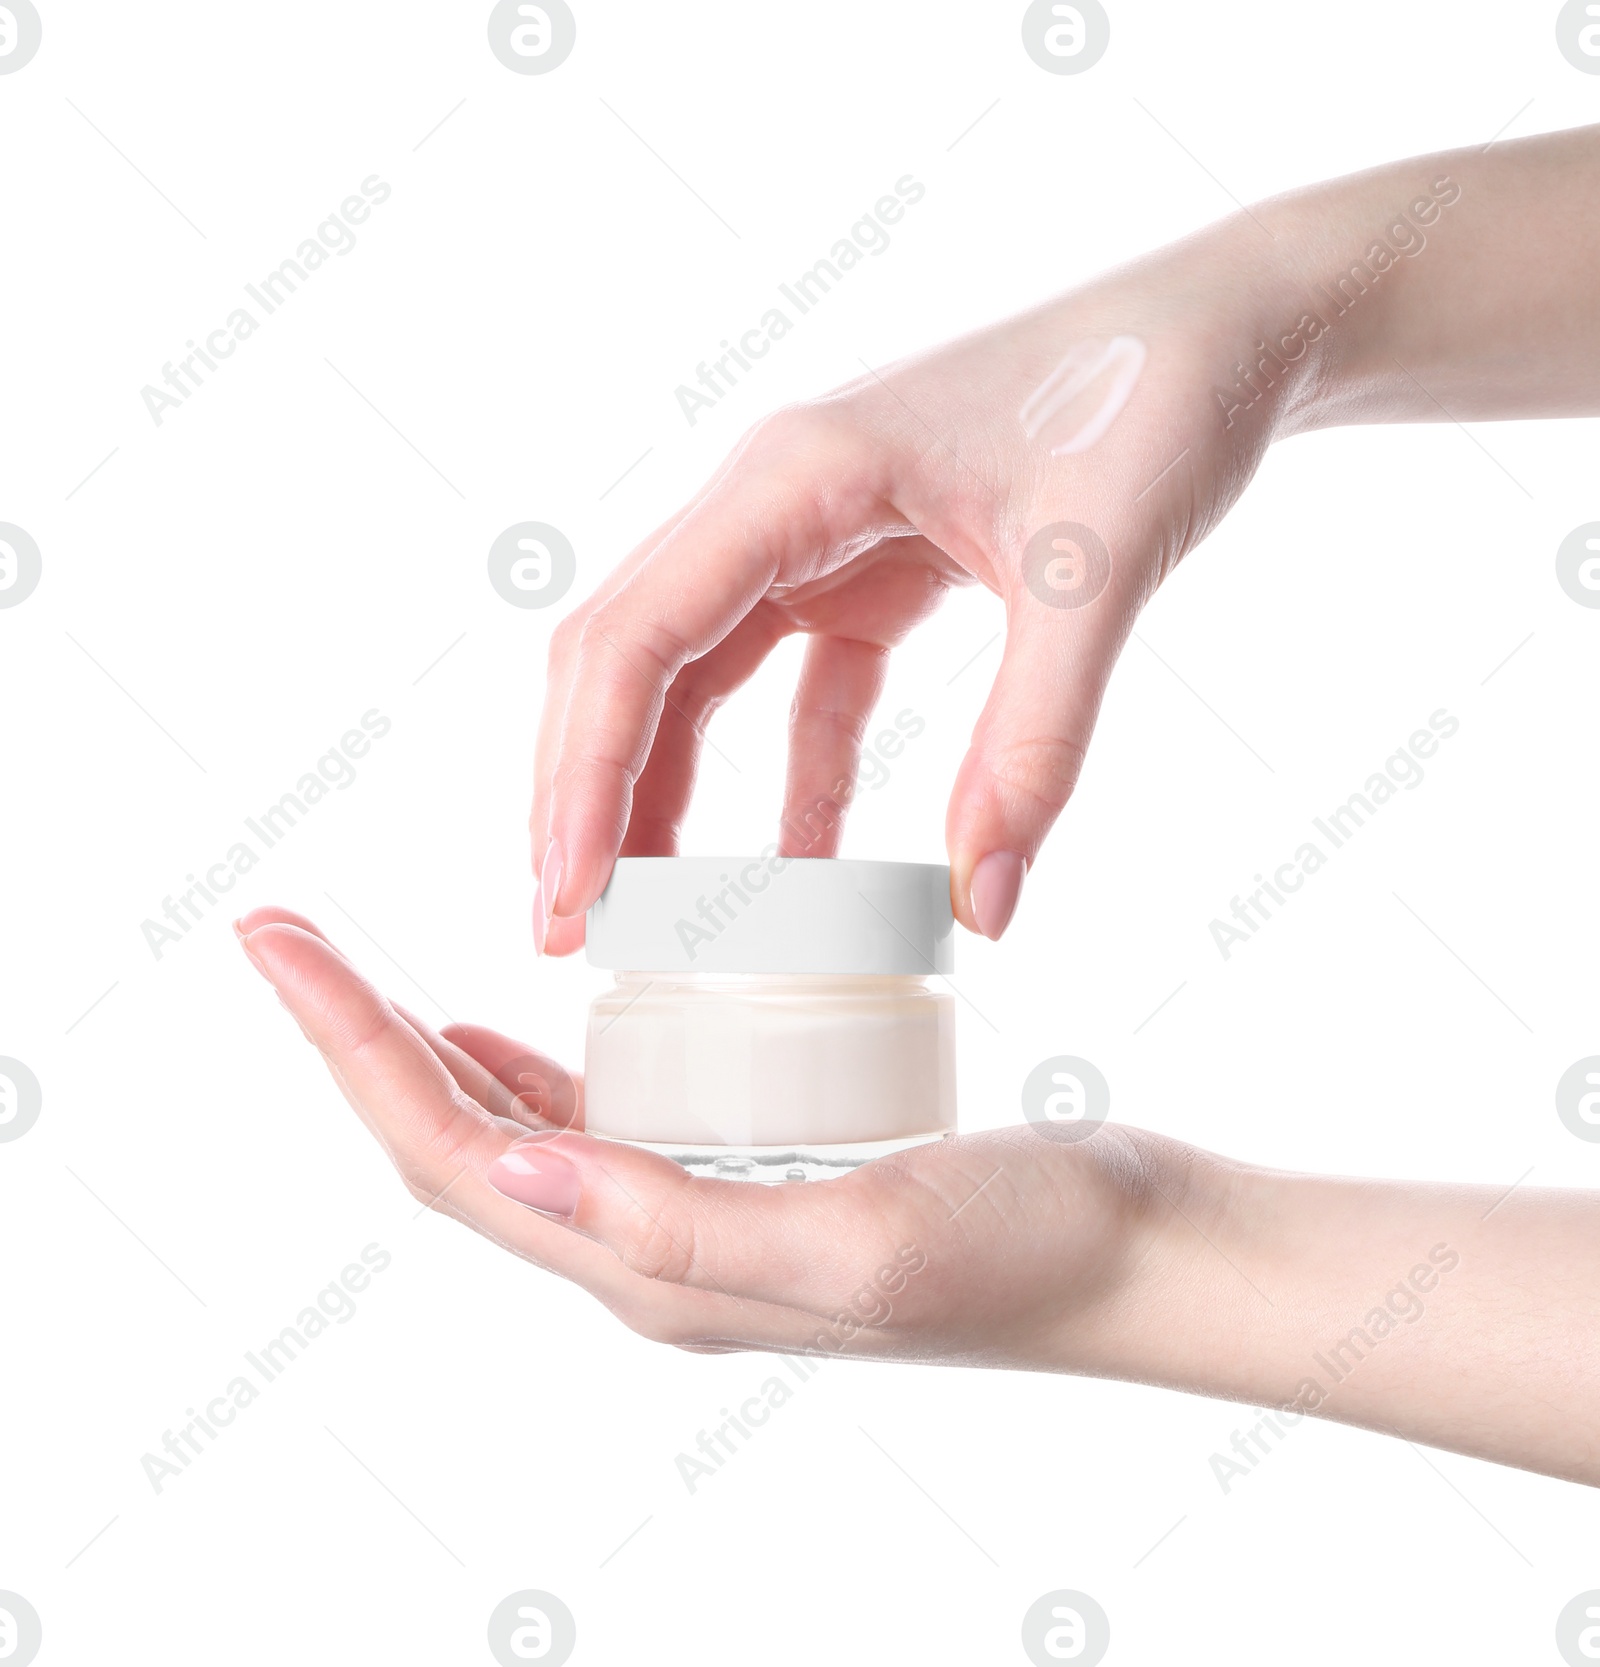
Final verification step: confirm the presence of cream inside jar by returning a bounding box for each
[583,856,957,1182]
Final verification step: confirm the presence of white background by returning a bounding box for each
[3,1,1599,1662]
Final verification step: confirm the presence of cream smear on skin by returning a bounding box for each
[1019,334,1148,454]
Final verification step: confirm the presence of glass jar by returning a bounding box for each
[583,855,957,1182]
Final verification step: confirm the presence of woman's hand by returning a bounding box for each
[239,903,1600,1484]
[531,125,1600,954]
[530,217,1294,955]
[234,905,1182,1369]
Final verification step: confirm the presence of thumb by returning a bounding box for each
[946,515,1137,939]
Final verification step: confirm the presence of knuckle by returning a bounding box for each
[549,749,629,806]
[986,733,1087,817]
[616,1199,702,1288]
[623,1306,692,1347]
[790,700,870,748]
[664,667,721,731]
[547,609,585,668]
[741,404,811,455]
[603,1288,701,1347]
[332,991,394,1062]
[395,1092,488,1210]
[741,401,852,467]
[579,608,694,692]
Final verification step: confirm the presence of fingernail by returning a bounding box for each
[237,929,270,978]
[541,839,565,919]
[488,1143,581,1219]
[969,851,1026,940]
[531,882,546,957]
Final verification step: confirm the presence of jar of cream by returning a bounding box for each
[583,855,956,1182]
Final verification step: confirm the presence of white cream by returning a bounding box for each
[585,973,955,1150]
[1020,334,1147,455]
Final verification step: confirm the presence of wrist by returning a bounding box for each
[1063,1131,1346,1418]
[1057,1127,1266,1386]
[1231,161,1471,436]
[1187,215,1338,445]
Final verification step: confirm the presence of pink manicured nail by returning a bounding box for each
[531,882,546,956]
[540,839,565,918]
[489,1143,581,1218]
[969,851,1026,940]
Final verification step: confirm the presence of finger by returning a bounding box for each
[486,1126,924,1331]
[239,922,694,1319]
[773,537,955,853]
[533,571,783,960]
[390,1009,565,1133]
[231,906,551,1132]
[530,427,778,864]
[231,904,361,1055]
[529,445,775,951]
[539,600,771,956]
[945,529,1139,939]
[616,605,789,863]
[242,924,523,1184]
[945,611,1119,939]
[234,902,342,949]
[549,535,949,951]
[530,505,702,957]
[543,411,898,922]
[438,1021,584,1132]
[241,925,830,1352]
[535,602,808,957]
[778,633,889,858]
[539,905,588,960]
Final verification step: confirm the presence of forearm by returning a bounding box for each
[1228,124,1600,434]
[1090,1137,1600,1484]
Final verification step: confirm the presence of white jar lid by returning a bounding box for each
[585,855,954,974]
